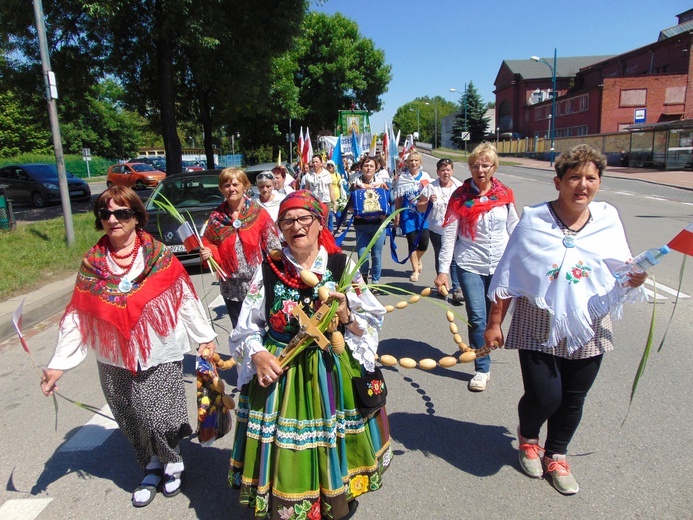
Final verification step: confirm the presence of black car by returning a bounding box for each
[0,163,91,208]
[143,169,223,266]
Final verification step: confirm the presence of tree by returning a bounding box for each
[282,12,391,136]
[392,97,457,145]
[452,82,491,147]
[0,90,52,157]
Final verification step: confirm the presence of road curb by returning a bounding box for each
[0,276,75,343]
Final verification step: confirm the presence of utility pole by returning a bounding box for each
[33,0,75,246]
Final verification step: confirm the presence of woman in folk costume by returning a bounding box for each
[435,143,519,392]
[41,186,217,508]
[392,151,432,282]
[484,145,647,495]
[229,190,391,520]
[200,167,281,328]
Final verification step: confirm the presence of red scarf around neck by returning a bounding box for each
[443,177,514,240]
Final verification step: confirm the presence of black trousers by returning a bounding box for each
[224,297,243,330]
[517,349,603,456]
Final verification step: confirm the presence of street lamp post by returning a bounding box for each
[423,101,438,148]
[449,85,468,154]
[531,48,557,166]
[409,107,421,136]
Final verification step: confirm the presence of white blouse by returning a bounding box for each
[228,247,386,387]
[439,203,520,277]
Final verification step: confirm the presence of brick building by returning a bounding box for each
[494,10,693,141]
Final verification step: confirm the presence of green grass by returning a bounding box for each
[0,213,103,300]
[430,147,522,167]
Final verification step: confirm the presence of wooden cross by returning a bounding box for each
[277,303,331,365]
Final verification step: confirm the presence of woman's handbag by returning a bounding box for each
[352,367,388,419]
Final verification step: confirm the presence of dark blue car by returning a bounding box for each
[0,163,91,208]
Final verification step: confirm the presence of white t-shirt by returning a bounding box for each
[420,177,462,234]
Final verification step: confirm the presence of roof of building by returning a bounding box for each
[500,55,615,80]
[659,20,693,40]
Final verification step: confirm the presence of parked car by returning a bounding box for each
[128,156,166,172]
[182,160,204,172]
[0,163,91,208]
[106,162,166,190]
[143,169,223,265]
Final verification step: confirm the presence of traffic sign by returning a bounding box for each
[460,132,471,141]
[634,108,646,124]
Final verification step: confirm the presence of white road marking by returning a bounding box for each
[0,498,52,520]
[208,294,225,309]
[645,279,690,298]
[613,191,634,196]
[57,405,118,453]
[644,288,667,300]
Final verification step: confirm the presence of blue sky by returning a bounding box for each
[315,0,692,132]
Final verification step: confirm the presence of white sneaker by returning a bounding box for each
[468,372,490,392]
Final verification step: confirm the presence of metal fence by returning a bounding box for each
[493,129,693,169]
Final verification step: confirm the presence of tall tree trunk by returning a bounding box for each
[155,3,181,174]
[199,87,215,169]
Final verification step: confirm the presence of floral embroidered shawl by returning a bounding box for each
[62,231,195,372]
[487,201,647,353]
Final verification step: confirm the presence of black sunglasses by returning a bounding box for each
[257,172,275,181]
[98,208,136,221]
[437,158,453,167]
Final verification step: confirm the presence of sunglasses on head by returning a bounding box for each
[437,158,453,167]
[256,172,275,181]
[98,208,135,221]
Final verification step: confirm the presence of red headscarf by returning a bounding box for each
[278,190,341,254]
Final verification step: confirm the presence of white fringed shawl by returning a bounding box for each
[488,201,647,353]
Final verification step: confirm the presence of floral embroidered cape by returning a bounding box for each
[488,201,647,353]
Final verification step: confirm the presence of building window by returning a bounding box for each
[665,86,686,105]
[620,89,647,107]
[577,94,588,112]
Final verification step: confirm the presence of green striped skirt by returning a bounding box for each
[230,336,391,520]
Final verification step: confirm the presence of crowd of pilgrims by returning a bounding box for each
[40,142,648,517]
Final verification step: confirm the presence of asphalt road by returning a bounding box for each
[0,159,691,519]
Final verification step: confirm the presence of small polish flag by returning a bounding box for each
[668,221,693,256]
[177,222,201,253]
[12,299,30,354]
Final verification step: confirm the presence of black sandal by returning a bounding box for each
[131,467,163,508]
[161,470,184,498]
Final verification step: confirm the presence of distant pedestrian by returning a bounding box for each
[392,151,432,282]
[200,168,281,327]
[435,143,518,392]
[484,144,647,495]
[41,186,218,508]
[253,171,285,221]
[300,155,336,232]
[418,157,463,302]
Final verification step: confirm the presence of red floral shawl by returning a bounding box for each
[62,231,195,373]
[202,197,279,275]
[443,177,515,240]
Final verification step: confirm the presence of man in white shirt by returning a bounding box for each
[300,155,336,232]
